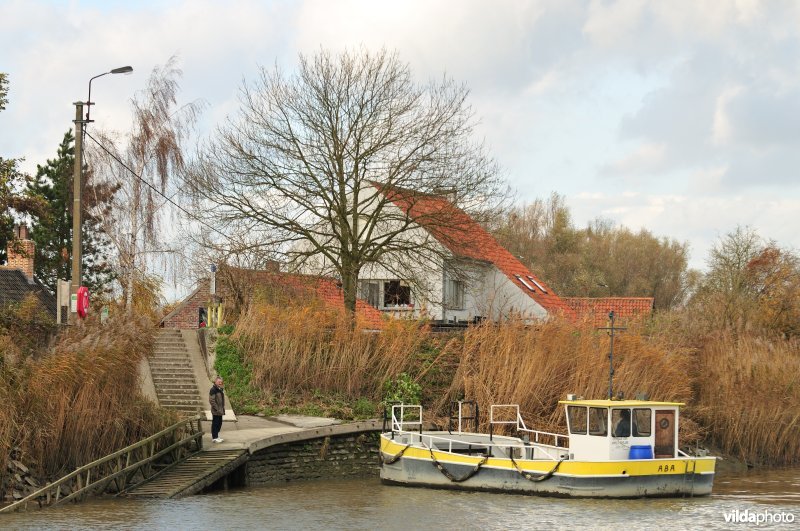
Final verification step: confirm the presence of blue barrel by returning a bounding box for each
[629,445,654,459]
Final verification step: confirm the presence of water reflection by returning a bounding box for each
[2,468,797,530]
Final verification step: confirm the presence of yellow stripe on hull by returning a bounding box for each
[380,436,716,477]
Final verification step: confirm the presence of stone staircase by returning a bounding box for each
[150,329,204,416]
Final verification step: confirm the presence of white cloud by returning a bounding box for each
[1,0,798,281]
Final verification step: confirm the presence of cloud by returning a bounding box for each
[1,0,799,281]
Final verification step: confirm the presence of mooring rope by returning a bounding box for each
[427,446,488,483]
[379,443,411,466]
[507,451,564,482]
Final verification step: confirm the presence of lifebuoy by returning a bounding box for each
[77,286,90,318]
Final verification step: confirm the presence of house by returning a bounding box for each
[564,297,654,327]
[347,186,573,323]
[0,225,57,321]
[161,265,385,330]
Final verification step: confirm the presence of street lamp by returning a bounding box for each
[70,65,133,323]
[86,66,133,122]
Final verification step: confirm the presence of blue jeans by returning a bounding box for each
[211,415,223,439]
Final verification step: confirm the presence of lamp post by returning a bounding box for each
[70,66,133,323]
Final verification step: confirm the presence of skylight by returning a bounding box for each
[515,274,535,292]
[527,276,547,293]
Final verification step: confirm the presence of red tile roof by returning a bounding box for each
[220,267,385,329]
[377,185,573,318]
[564,297,654,326]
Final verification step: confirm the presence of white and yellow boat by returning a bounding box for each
[379,398,715,498]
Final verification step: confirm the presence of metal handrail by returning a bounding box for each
[0,415,202,513]
[488,404,570,447]
[391,404,423,433]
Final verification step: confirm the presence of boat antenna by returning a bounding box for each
[598,311,627,400]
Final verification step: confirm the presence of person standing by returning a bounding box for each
[209,376,225,443]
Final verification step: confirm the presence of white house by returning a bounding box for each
[300,185,572,323]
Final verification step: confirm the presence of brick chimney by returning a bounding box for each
[7,224,36,283]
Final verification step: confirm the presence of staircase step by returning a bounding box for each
[157,400,203,406]
[154,382,201,390]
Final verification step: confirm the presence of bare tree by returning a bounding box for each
[88,57,202,310]
[189,48,502,314]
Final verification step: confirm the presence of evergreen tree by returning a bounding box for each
[1,73,46,263]
[27,130,118,295]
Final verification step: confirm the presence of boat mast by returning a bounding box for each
[598,311,627,399]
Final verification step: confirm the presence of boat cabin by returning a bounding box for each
[560,398,682,461]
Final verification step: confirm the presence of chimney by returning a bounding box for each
[7,224,36,283]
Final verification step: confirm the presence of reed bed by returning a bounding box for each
[233,302,430,400]
[0,316,176,481]
[692,334,800,466]
[440,318,699,441]
[229,300,798,465]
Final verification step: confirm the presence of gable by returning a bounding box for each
[377,184,573,318]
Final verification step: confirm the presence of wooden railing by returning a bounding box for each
[0,415,203,513]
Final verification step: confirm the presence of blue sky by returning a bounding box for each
[2,0,799,298]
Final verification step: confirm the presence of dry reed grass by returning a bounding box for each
[440,318,699,441]
[233,302,429,400]
[230,299,798,465]
[0,315,176,481]
[692,334,800,466]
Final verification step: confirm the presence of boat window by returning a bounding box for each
[567,406,587,435]
[633,408,652,437]
[588,407,608,436]
[612,408,631,437]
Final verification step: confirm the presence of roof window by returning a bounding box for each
[514,274,535,292]
[527,276,547,293]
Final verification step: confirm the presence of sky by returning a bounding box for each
[2,0,799,297]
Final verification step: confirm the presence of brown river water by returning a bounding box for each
[2,468,798,530]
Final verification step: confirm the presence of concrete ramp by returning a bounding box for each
[125,449,247,499]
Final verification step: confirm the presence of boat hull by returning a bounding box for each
[380,435,715,498]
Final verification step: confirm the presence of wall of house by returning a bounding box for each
[476,268,548,321]
[161,280,210,329]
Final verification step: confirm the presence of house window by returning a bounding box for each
[384,280,411,307]
[445,278,465,309]
[358,280,380,308]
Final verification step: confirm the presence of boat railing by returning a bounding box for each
[393,429,564,462]
[391,403,423,434]
[489,404,569,449]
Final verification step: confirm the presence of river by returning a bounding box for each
[2,468,798,530]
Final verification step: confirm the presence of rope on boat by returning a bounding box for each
[507,452,564,482]
[380,443,411,466]
[427,446,488,483]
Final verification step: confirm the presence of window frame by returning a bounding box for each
[612,408,632,438]
[567,405,588,435]
[588,407,608,437]
[632,408,652,437]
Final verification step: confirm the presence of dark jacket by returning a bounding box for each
[209,384,225,416]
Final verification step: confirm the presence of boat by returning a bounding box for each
[379,398,716,498]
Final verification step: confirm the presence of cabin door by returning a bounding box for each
[654,410,675,458]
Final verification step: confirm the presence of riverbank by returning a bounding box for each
[0,316,176,505]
